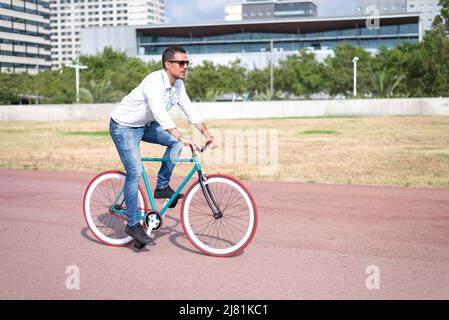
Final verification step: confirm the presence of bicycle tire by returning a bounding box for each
[181,174,258,257]
[83,170,148,247]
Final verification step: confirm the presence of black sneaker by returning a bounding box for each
[154,185,184,200]
[126,223,152,245]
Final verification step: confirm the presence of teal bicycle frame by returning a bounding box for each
[109,154,202,220]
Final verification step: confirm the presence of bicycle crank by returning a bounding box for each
[144,210,163,235]
[164,197,178,208]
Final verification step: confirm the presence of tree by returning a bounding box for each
[324,44,373,97]
[104,58,160,97]
[79,47,128,81]
[253,89,285,101]
[217,59,247,96]
[432,0,449,34]
[276,50,324,98]
[184,60,221,101]
[2,40,448,105]
[389,7,449,99]
[80,79,121,103]
[24,68,76,104]
[79,47,160,100]
[370,44,414,97]
[247,67,270,99]
[405,0,449,97]
[370,71,406,98]
[0,73,23,104]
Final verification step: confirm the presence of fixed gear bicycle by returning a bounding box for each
[83,142,258,257]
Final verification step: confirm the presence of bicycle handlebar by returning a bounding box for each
[201,140,212,153]
[190,140,212,156]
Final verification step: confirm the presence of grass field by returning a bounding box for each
[1,116,448,188]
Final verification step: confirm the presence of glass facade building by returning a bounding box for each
[81,13,421,69]
[136,14,420,56]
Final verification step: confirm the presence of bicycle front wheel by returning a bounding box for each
[83,170,148,247]
[181,174,258,257]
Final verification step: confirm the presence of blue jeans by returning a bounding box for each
[109,118,183,227]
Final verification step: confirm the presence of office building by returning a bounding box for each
[49,0,165,68]
[356,0,441,31]
[225,0,317,21]
[356,0,407,15]
[82,13,421,69]
[225,1,243,21]
[407,0,441,31]
[0,0,51,74]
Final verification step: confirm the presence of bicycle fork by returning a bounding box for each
[198,170,223,219]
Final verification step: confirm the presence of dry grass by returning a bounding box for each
[1,116,448,188]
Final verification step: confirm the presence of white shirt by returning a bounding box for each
[110,69,203,130]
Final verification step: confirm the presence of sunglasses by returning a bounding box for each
[169,60,190,67]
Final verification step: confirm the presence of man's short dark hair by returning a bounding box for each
[162,46,187,70]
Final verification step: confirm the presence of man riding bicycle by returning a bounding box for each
[109,45,215,246]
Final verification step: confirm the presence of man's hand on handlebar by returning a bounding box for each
[204,135,216,151]
[166,127,216,153]
[179,136,201,151]
[181,137,216,154]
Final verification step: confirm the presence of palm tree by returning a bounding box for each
[254,89,285,101]
[80,80,121,103]
[370,71,406,98]
[204,88,223,102]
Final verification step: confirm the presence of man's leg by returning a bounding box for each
[142,121,183,190]
[109,119,144,227]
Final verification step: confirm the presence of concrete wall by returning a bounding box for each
[1,98,448,122]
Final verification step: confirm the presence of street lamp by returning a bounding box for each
[270,40,274,98]
[67,61,88,103]
[352,56,359,97]
[35,56,40,104]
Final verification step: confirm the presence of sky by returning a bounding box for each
[165,0,358,24]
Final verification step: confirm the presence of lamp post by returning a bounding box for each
[270,40,274,98]
[67,61,88,103]
[35,56,40,104]
[352,56,359,97]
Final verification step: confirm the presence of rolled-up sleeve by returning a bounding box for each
[178,84,204,124]
[143,80,177,130]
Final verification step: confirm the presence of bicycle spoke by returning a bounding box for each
[84,172,147,245]
[182,176,257,256]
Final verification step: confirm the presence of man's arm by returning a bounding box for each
[166,123,215,150]
[176,83,215,148]
[194,122,215,148]
[166,127,201,150]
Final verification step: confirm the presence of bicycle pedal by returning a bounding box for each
[169,197,178,208]
[164,197,179,209]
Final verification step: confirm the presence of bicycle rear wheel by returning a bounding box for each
[83,171,148,247]
[181,174,258,257]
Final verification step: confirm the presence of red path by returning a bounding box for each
[1,169,448,299]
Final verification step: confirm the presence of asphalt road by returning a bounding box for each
[1,169,448,299]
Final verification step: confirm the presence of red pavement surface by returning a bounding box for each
[0,169,448,300]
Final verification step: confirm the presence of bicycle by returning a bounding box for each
[82,142,258,257]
